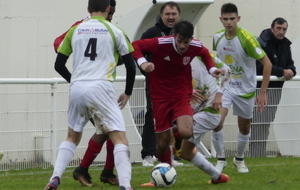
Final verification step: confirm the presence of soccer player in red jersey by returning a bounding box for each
[132,20,222,166]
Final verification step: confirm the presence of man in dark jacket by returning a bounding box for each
[139,1,182,167]
[250,17,296,157]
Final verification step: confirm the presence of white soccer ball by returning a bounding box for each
[150,163,177,188]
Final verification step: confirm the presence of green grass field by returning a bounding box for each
[0,157,299,190]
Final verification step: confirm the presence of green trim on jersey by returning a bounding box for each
[202,107,221,114]
[58,26,78,56]
[213,27,266,61]
[238,91,256,99]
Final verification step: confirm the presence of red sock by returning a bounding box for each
[80,138,102,168]
[158,148,172,165]
[104,139,115,170]
[173,128,182,140]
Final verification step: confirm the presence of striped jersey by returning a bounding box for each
[58,16,133,82]
[132,36,216,102]
[213,27,265,98]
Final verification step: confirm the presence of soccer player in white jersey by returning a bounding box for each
[179,55,231,184]
[211,3,272,173]
[44,1,136,190]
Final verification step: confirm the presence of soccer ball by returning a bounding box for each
[150,163,177,188]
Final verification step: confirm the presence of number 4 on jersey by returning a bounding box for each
[84,38,97,61]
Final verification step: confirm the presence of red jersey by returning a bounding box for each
[132,36,215,102]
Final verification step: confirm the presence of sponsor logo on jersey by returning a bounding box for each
[223,47,235,52]
[229,81,242,88]
[183,57,191,65]
[78,28,108,35]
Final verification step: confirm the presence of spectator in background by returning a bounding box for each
[250,17,296,157]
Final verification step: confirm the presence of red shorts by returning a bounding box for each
[152,98,193,133]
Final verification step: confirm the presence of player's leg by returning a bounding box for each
[212,91,233,172]
[44,128,83,190]
[44,81,89,190]
[232,96,254,173]
[156,130,172,165]
[73,133,109,187]
[108,131,132,190]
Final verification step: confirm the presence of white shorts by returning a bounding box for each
[67,80,125,134]
[222,90,255,119]
[187,112,221,148]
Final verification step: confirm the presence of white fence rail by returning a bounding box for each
[0,76,300,171]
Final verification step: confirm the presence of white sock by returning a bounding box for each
[236,130,251,158]
[191,152,220,180]
[212,129,225,158]
[51,141,76,180]
[114,144,131,189]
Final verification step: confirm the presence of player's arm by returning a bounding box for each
[54,53,71,83]
[257,55,272,112]
[198,46,219,76]
[132,38,159,72]
[117,53,136,109]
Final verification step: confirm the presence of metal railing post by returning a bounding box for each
[50,82,58,167]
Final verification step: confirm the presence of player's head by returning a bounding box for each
[160,1,181,28]
[219,3,240,32]
[88,0,110,13]
[173,20,194,54]
[106,0,116,22]
[271,17,288,40]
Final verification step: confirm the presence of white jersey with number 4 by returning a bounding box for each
[213,27,265,98]
[58,16,133,82]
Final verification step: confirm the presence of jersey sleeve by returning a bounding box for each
[53,20,84,53]
[57,26,77,57]
[198,45,216,72]
[132,38,159,64]
[116,29,134,56]
[239,29,266,60]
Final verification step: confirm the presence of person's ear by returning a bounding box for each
[87,6,91,14]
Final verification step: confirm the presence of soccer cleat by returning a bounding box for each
[44,176,60,190]
[173,148,182,158]
[142,155,154,167]
[233,157,249,173]
[100,173,119,186]
[72,166,93,187]
[141,181,155,187]
[208,173,229,184]
[172,159,184,166]
[215,160,227,172]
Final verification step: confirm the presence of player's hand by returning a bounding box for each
[141,62,155,73]
[283,69,294,80]
[118,93,130,109]
[211,68,225,78]
[191,89,204,103]
[255,91,267,112]
[212,92,223,111]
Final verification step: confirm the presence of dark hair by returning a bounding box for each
[173,20,194,38]
[221,3,238,15]
[88,0,110,12]
[110,0,116,7]
[271,17,288,28]
[160,1,181,14]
